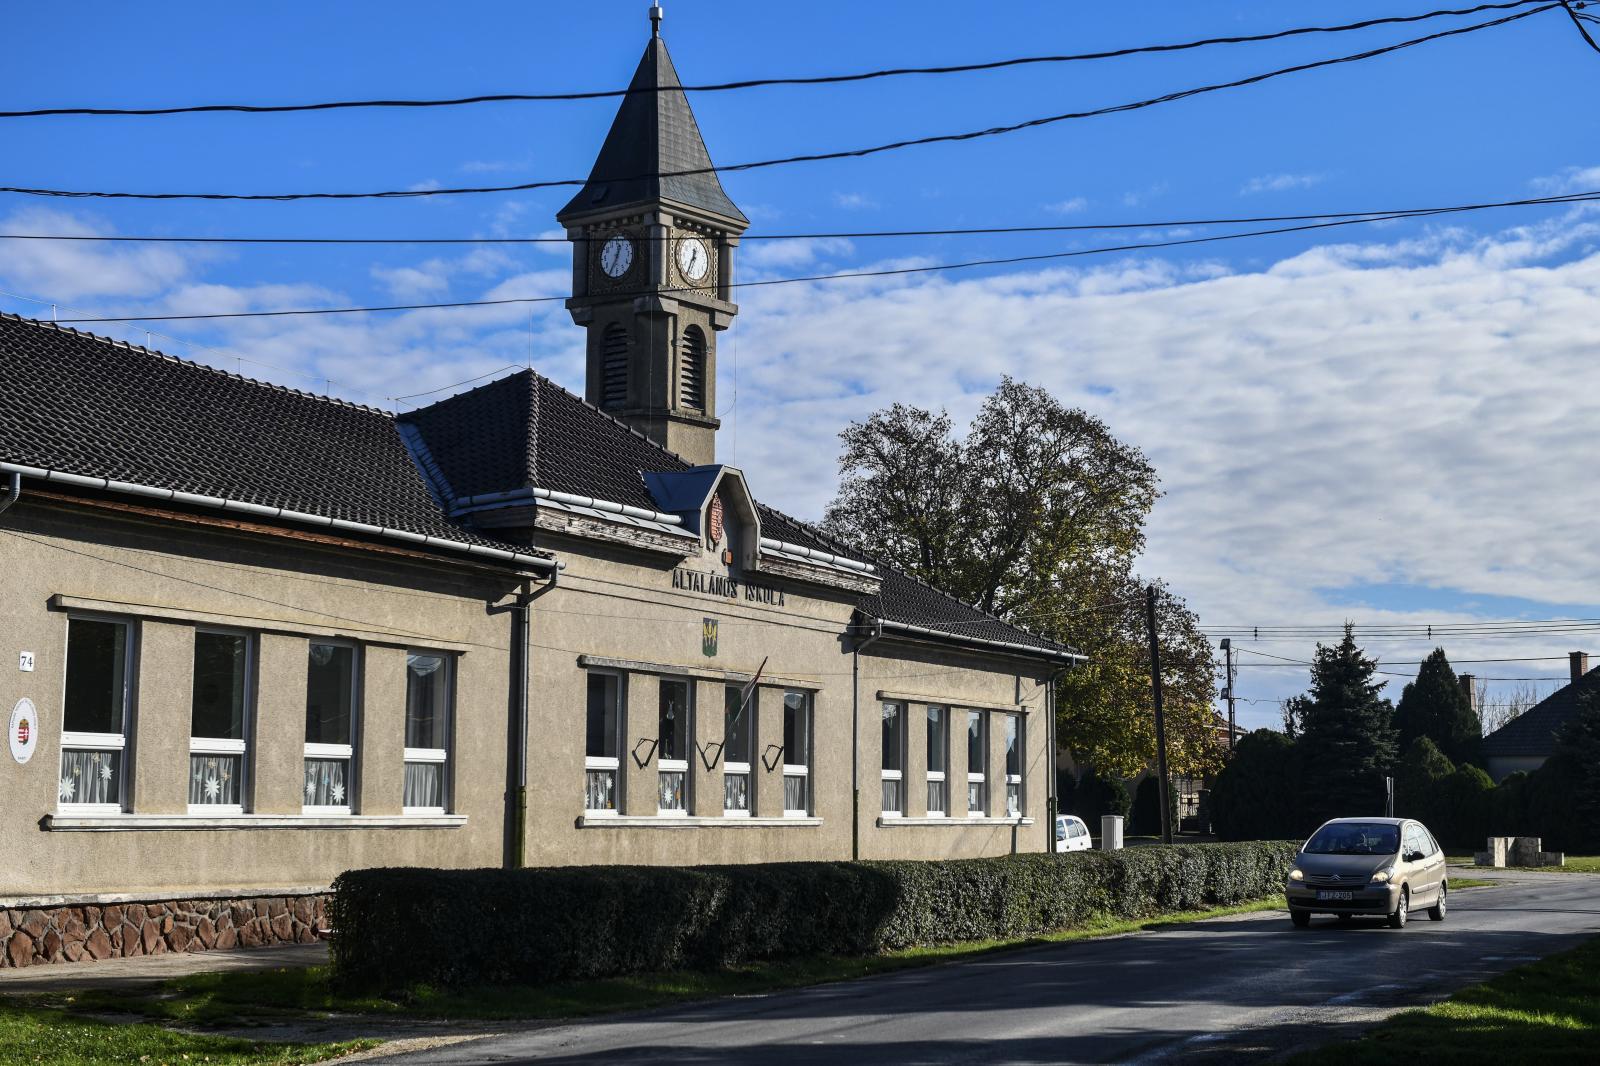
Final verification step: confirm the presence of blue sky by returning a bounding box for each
[5,1,1600,728]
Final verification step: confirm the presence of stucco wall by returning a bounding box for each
[2,492,1059,901]
[0,496,521,898]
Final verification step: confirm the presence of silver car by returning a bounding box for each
[1285,817,1449,929]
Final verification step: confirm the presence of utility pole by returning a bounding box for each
[1220,637,1237,754]
[1145,585,1174,845]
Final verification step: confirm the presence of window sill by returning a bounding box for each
[876,816,1035,828]
[577,815,821,829]
[42,813,467,832]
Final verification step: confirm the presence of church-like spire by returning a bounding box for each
[556,18,747,226]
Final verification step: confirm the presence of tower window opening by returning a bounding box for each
[601,324,629,409]
[680,325,707,412]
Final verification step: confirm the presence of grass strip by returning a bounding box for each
[0,1002,373,1066]
[55,896,1286,1025]
[1290,934,1600,1065]
[1446,855,1600,873]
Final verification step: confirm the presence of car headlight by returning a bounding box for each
[1371,868,1393,883]
[1289,868,1304,881]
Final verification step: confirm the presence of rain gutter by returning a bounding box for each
[0,461,559,573]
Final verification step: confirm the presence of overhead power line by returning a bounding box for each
[4,189,1598,246]
[0,5,1560,203]
[0,2,1550,119]
[48,205,1564,325]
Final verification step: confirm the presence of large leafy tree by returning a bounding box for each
[822,377,1220,778]
[1394,648,1481,766]
[1295,625,1399,828]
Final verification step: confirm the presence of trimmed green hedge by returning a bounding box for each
[329,841,1298,991]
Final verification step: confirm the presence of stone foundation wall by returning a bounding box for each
[0,893,327,968]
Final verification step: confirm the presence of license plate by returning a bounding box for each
[1316,890,1354,901]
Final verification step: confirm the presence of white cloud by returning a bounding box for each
[1045,197,1089,215]
[1240,172,1325,196]
[832,192,878,211]
[716,207,1600,727]
[1530,164,1600,195]
[742,237,855,274]
[0,208,201,302]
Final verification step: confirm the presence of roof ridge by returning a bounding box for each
[0,312,392,418]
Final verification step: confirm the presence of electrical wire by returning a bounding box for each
[0,5,1559,203]
[0,2,1550,119]
[4,189,1598,245]
[1559,0,1600,49]
[48,202,1588,325]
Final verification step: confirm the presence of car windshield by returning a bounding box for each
[1303,823,1400,855]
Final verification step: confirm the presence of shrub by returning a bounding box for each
[1433,765,1494,849]
[1211,730,1301,841]
[330,841,1299,992]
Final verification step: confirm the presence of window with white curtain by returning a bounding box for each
[189,629,250,813]
[881,701,905,816]
[783,690,812,816]
[658,679,691,813]
[59,617,134,813]
[926,705,948,817]
[404,653,452,814]
[1005,713,1023,818]
[585,672,623,813]
[723,684,754,816]
[304,642,358,813]
[966,710,988,817]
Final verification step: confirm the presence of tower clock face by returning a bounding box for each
[676,237,710,283]
[599,235,634,278]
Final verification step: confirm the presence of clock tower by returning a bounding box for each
[558,5,747,467]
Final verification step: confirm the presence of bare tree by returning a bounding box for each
[1479,681,1548,735]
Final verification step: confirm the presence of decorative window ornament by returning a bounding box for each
[707,494,725,548]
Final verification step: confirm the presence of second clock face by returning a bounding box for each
[599,234,634,278]
[676,237,710,282]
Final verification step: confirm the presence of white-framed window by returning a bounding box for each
[926,704,948,817]
[1005,713,1023,818]
[881,700,905,816]
[783,690,812,816]
[585,671,623,814]
[304,641,358,813]
[657,678,691,814]
[189,629,251,813]
[723,683,754,816]
[403,652,453,815]
[966,709,988,817]
[58,616,134,814]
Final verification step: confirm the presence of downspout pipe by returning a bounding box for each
[1045,664,1070,854]
[0,462,559,573]
[850,619,886,862]
[493,568,559,870]
[0,471,19,517]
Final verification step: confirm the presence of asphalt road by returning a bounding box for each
[379,875,1600,1065]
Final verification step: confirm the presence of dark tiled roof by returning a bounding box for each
[398,369,689,508]
[1482,666,1600,757]
[0,314,540,558]
[404,369,1071,660]
[758,504,1071,658]
[557,35,747,226]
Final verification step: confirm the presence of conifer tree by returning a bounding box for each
[1296,624,1398,828]
[1394,648,1481,766]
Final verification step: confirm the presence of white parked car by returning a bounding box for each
[1056,814,1093,851]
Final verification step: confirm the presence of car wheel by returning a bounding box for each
[1291,909,1310,928]
[1388,887,1409,929]
[1429,883,1447,922]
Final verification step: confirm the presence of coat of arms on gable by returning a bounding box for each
[707,494,725,548]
